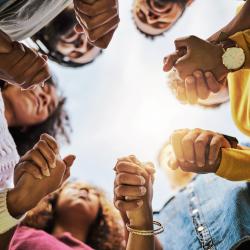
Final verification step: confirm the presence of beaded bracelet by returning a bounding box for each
[126,221,164,236]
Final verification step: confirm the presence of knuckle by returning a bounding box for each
[195,139,204,148]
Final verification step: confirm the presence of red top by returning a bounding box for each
[9,226,94,250]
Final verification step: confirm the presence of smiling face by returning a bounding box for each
[133,0,192,36]
[56,28,101,64]
[55,182,100,226]
[3,83,58,127]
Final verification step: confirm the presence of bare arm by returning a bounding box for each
[208,0,250,42]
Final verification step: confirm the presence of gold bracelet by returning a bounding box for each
[126,221,164,236]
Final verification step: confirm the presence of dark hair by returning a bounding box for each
[8,76,71,156]
[133,0,188,39]
[22,181,125,250]
[32,8,101,68]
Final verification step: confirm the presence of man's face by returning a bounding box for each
[133,0,192,36]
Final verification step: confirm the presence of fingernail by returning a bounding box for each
[209,160,214,165]
[140,187,146,194]
[205,72,212,78]
[197,163,204,168]
[139,176,145,185]
[194,71,202,77]
[137,200,143,207]
[179,159,185,163]
[189,160,195,164]
[186,77,194,84]
[115,201,120,208]
[44,169,50,177]
[36,174,43,180]
[51,162,56,169]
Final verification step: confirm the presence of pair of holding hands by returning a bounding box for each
[8,134,75,218]
[73,0,119,49]
[0,30,50,89]
[164,36,229,104]
[168,128,233,174]
[114,156,155,228]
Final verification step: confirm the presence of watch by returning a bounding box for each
[220,39,245,71]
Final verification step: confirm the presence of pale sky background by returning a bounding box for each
[49,0,246,210]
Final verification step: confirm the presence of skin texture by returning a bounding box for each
[168,128,232,173]
[163,35,229,82]
[52,182,100,242]
[163,0,250,105]
[114,155,163,250]
[0,30,50,89]
[56,28,101,64]
[73,0,120,49]
[167,69,229,105]
[3,83,58,127]
[1,134,75,250]
[133,0,186,36]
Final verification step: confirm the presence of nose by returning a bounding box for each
[74,34,88,52]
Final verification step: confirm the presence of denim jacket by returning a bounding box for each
[154,175,250,250]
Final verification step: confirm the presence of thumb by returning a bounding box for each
[63,155,76,168]
[163,52,180,72]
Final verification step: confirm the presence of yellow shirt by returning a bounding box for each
[216,30,250,181]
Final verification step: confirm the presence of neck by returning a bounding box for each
[2,94,15,127]
[52,220,90,243]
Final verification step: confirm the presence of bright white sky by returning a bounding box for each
[49,0,246,210]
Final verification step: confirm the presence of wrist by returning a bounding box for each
[7,187,29,218]
[129,207,153,229]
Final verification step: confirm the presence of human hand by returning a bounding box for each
[0,30,50,89]
[73,0,119,49]
[167,69,225,104]
[163,36,229,82]
[168,129,232,173]
[14,134,61,182]
[8,135,75,217]
[114,155,155,227]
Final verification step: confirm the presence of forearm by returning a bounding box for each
[126,219,155,250]
[208,0,250,42]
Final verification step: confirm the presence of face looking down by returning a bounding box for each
[133,0,193,36]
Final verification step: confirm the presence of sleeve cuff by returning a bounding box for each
[216,148,250,181]
[0,189,25,234]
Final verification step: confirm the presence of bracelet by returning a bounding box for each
[126,221,164,236]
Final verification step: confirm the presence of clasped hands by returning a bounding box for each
[8,134,75,218]
[164,36,229,104]
[167,128,232,174]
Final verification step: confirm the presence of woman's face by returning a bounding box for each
[56,182,100,225]
[56,29,101,64]
[3,83,58,127]
[133,0,190,36]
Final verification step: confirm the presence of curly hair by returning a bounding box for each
[22,181,125,250]
[31,7,101,68]
[8,76,71,156]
